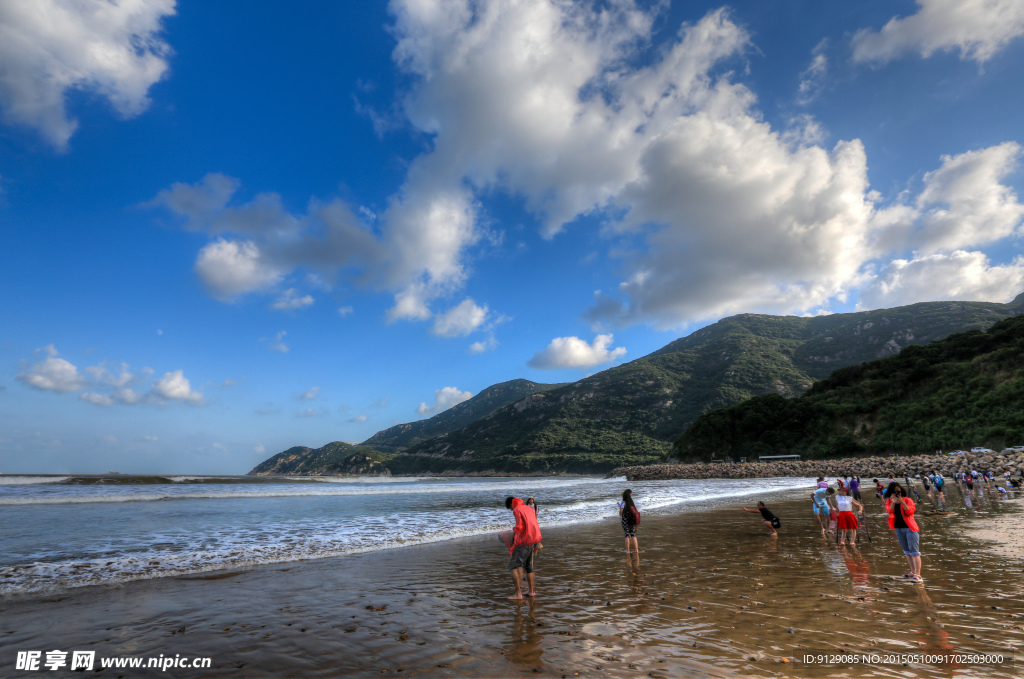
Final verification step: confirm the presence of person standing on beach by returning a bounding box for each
[504,496,542,600]
[812,486,835,535]
[849,476,862,503]
[834,488,863,545]
[619,489,640,556]
[743,501,779,536]
[931,472,946,510]
[884,483,922,583]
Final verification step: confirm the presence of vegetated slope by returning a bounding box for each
[361,379,565,452]
[248,441,394,476]
[393,297,1024,474]
[673,314,1024,461]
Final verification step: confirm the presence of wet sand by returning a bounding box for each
[3,486,1024,678]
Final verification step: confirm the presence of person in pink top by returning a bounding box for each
[884,482,922,582]
[504,496,542,600]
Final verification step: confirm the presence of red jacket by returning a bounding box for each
[509,498,542,554]
[885,496,919,532]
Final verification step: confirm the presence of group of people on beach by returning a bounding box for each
[501,490,641,599]
[502,468,1019,596]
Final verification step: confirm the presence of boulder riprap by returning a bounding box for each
[611,451,1024,481]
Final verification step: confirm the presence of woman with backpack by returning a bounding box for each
[618,489,640,555]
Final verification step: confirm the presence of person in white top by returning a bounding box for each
[834,487,864,545]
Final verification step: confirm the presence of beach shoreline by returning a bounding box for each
[4,483,1024,677]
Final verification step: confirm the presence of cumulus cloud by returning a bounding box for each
[253,443,266,454]
[79,392,114,407]
[296,407,327,418]
[17,346,204,405]
[17,352,84,393]
[270,288,314,311]
[299,387,320,400]
[194,239,283,300]
[416,386,473,416]
[469,336,499,354]
[337,306,354,317]
[432,298,488,337]
[348,413,368,423]
[151,173,386,303]
[859,251,1024,308]
[0,0,175,149]
[528,334,626,370]
[150,1,1024,329]
[852,0,1024,64]
[151,370,204,404]
[914,143,1024,251]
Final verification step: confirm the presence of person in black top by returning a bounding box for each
[742,501,779,536]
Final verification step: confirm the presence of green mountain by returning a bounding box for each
[673,313,1024,461]
[248,441,394,476]
[389,297,1024,474]
[361,379,565,452]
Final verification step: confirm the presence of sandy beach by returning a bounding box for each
[3,486,1024,678]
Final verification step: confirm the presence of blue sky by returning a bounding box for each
[2,0,1024,474]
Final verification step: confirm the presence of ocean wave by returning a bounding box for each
[0,476,70,485]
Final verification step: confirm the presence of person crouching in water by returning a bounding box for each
[835,487,863,545]
[505,496,542,600]
[742,501,780,536]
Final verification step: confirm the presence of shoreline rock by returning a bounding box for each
[611,451,1024,481]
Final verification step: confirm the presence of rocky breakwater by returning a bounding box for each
[612,450,1024,481]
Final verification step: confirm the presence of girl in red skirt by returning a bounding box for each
[835,487,864,545]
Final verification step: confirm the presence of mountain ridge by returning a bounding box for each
[248,296,1024,475]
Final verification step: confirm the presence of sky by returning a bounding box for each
[2,0,1024,474]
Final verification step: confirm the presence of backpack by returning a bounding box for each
[630,506,641,525]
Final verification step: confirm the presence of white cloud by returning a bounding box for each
[859,251,1024,308]
[17,349,84,393]
[299,387,320,400]
[18,346,206,407]
[79,392,113,407]
[852,0,1024,64]
[151,370,203,404]
[528,334,626,370]
[432,298,488,337]
[416,386,473,416]
[469,335,499,354]
[296,407,327,418]
[338,305,354,317]
[265,331,289,353]
[348,413,368,423]
[0,0,175,149]
[149,1,1024,329]
[253,443,265,454]
[194,239,283,300]
[142,435,159,442]
[270,288,314,311]
[914,143,1024,251]
[797,40,828,105]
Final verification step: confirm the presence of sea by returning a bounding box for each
[0,474,812,597]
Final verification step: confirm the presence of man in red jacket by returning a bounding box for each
[505,496,542,600]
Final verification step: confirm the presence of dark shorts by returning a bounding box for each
[621,513,636,538]
[852,491,862,502]
[508,544,537,573]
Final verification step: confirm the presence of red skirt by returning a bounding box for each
[837,511,859,529]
